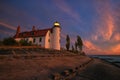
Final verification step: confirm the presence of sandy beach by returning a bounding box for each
[0,52,120,80]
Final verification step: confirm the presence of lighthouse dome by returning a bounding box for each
[53,21,61,28]
[54,21,60,26]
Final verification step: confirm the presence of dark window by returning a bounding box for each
[39,37,42,42]
[51,29,53,33]
[48,39,50,42]
[33,38,35,43]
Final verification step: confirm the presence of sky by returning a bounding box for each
[0,0,120,55]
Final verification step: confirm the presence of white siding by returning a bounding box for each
[28,37,33,43]
[15,38,21,42]
[33,37,45,47]
[51,27,60,50]
[45,31,51,49]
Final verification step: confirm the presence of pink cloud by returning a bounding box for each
[53,0,81,23]
[0,22,16,31]
[85,0,120,55]
[112,33,120,41]
[110,44,120,54]
[83,40,103,55]
[83,39,120,55]
[84,40,98,50]
[93,0,115,41]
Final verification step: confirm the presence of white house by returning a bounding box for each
[14,22,61,50]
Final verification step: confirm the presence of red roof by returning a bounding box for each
[14,28,52,38]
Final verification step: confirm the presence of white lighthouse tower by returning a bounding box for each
[51,21,61,50]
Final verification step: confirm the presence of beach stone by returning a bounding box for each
[53,73,61,80]
[63,70,70,76]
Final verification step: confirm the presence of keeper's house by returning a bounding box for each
[14,22,61,50]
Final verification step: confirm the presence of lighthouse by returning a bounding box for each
[51,21,61,50]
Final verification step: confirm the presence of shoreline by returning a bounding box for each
[71,58,120,80]
[99,58,120,68]
[89,55,120,68]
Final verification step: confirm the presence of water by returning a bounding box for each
[89,55,120,67]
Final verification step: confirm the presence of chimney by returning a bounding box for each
[16,25,20,34]
[14,25,20,38]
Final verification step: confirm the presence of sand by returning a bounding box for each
[72,59,120,80]
[0,54,90,80]
[0,54,120,80]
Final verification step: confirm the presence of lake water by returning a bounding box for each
[89,55,120,67]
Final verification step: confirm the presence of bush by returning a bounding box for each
[3,37,17,46]
[0,40,3,46]
[19,39,32,46]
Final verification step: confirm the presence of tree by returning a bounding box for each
[66,35,70,51]
[3,37,17,46]
[77,35,83,51]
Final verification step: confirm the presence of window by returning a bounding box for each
[48,39,50,42]
[31,32,34,35]
[51,29,53,33]
[39,37,42,42]
[33,38,35,43]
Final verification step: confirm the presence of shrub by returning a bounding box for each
[19,39,32,46]
[0,40,3,46]
[3,37,17,46]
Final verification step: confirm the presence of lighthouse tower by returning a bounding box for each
[51,21,61,50]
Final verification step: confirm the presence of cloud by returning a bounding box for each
[0,22,16,31]
[83,40,102,55]
[103,15,114,40]
[84,40,98,50]
[53,0,81,23]
[112,33,120,41]
[0,3,48,30]
[92,0,115,41]
[110,44,120,54]
[92,0,120,42]
[83,40,117,55]
[84,0,120,55]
